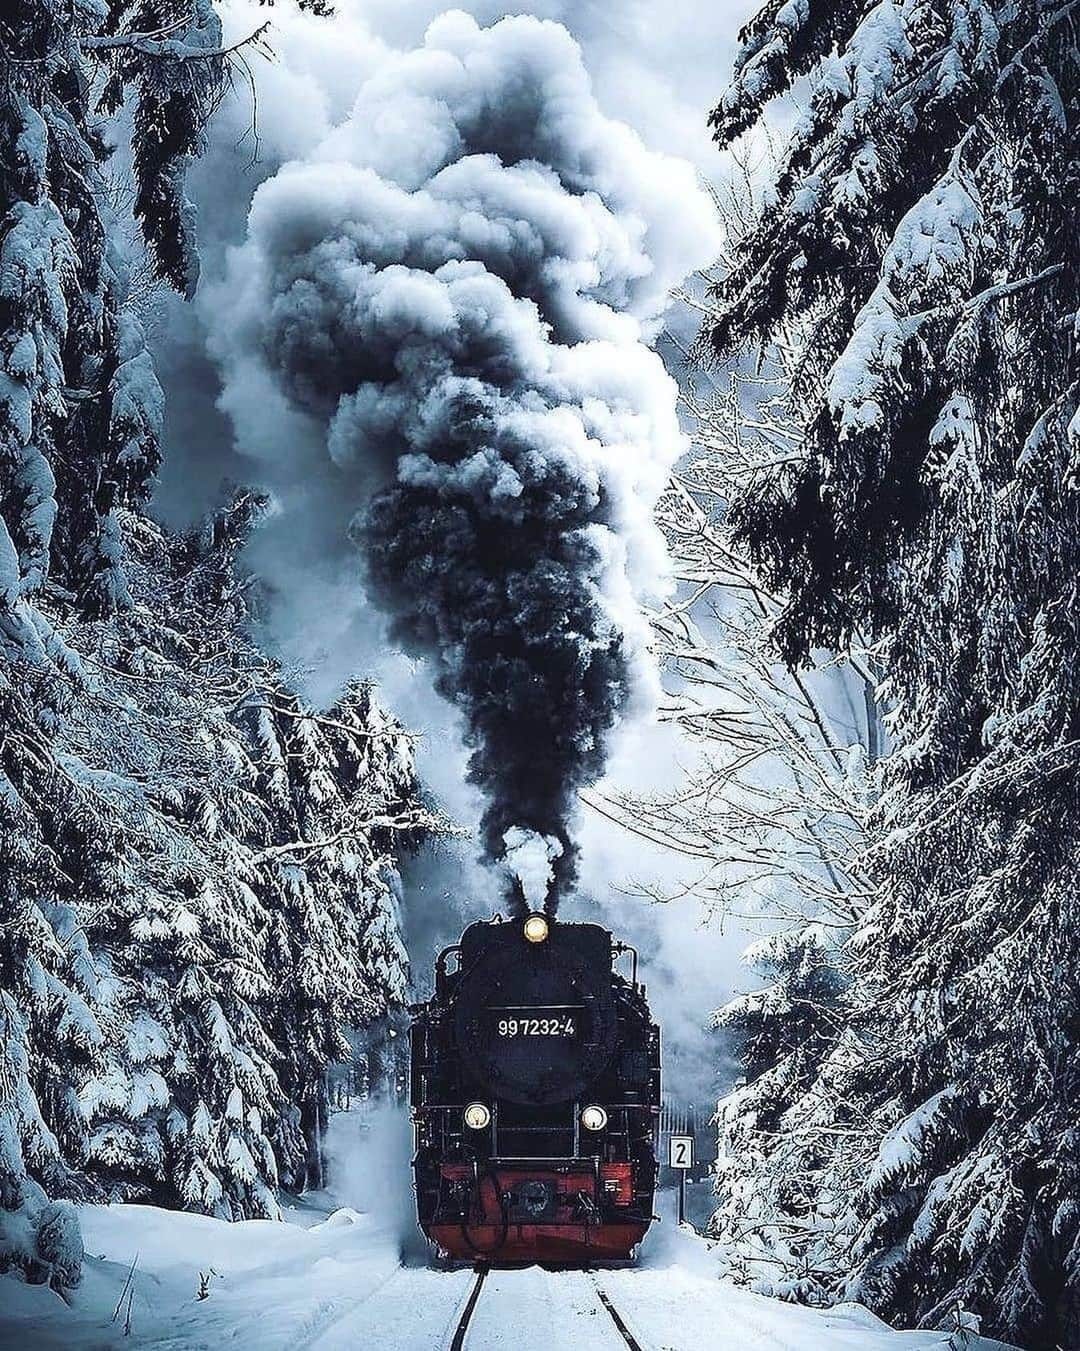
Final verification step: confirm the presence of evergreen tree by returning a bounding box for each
[705,3,1080,1345]
[0,0,431,1287]
[0,664,105,1281]
[1,0,225,620]
[64,500,430,1218]
[709,926,848,1300]
[0,0,222,1279]
[2,492,433,1267]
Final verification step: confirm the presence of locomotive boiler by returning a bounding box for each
[409,913,661,1263]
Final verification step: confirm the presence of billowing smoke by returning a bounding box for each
[209,11,719,914]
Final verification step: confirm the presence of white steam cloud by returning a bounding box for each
[503,826,564,912]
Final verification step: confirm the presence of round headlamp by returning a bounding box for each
[523,914,549,944]
[580,1105,608,1132]
[463,1102,491,1130]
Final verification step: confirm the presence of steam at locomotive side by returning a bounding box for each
[410,912,660,1263]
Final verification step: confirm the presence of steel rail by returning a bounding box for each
[593,1281,647,1351]
[448,1265,488,1351]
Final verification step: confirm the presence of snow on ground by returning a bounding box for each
[605,1195,1015,1351]
[0,1111,1016,1350]
[0,1197,476,1350]
[0,1191,1016,1351]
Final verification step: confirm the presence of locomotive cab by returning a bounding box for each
[410,915,661,1263]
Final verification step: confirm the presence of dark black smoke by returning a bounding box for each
[362,412,627,910]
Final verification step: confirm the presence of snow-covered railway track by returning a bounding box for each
[447,1265,648,1351]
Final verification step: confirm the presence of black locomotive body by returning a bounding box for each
[410,914,661,1262]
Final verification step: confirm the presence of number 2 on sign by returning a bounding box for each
[669,1135,694,1169]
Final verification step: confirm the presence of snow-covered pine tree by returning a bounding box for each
[1,0,225,621]
[1,0,432,1287]
[705,3,1080,1345]
[66,498,432,1218]
[250,681,422,1193]
[710,925,847,1301]
[94,0,231,299]
[0,614,118,1282]
[0,0,224,1278]
[1,489,434,1247]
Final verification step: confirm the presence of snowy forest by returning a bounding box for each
[0,1,1077,1349]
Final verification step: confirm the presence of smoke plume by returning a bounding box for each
[209,11,719,913]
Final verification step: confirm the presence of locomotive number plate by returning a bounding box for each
[497,1015,576,1037]
[485,1005,586,1039]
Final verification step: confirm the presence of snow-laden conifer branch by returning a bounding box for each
[81,22,270,61]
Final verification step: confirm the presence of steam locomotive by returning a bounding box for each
[409,913,661,1263]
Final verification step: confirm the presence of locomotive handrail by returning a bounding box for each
[612,940,639,987]
[434,943,497,1011]
[435,942,462,977]
[434,942,463,999]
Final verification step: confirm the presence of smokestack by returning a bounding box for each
[209,12,719,914]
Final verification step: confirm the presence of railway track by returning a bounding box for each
[447,1266,647,1351]
[592,1280,646,1351]
[448,1267,488,1351]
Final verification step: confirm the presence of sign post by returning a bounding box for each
[668,1134,694,1226]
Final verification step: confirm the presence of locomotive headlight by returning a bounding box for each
[523,914,549,944]
[581,1105,608,1132]
[463,1102,491,1130]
